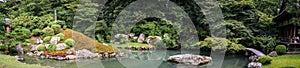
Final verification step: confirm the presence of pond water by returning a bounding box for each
[21,49,248,68]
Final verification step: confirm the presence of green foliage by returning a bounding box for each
[198,37,246,54]
[64,39,75,47]
[51,24,62,34]
[247,36,277,53]
[275,45,287,55]
[42,27,54,36]
[32,29,43,36]
[37,45,46,51]
[48,44,56,52]
[55,33,65,40]
[258,56,273,65]
[43,36,51,43]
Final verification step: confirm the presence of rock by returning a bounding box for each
[56,43,67,50]
[268,51,278,57]
[15,42,24,54]
[34,51,44,56]
[168,54,212,65]
[66,48,75,55]
[36,37,43,44]
[66,55,76,60]
[146,36,162,45]
[248,62,262,68]
[30,45,38,51]
[128,33,135,38]
[56,56,65,60]
[50,36,60,44]
[137,33,145,43]
[40,55,46,59]
[76,49,98,58]
[45,44,50,49]
[27,52,34,56]
[15,56,24,62]
[112,34,130,44]
[249,55,258,62]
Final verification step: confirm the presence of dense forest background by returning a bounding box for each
[0,0,299,53]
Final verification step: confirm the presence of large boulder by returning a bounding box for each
[137,33,145,43]
[248,62,262,68]
[56,43,67,50]
[146,36,162,45]
[50,36,60,44]
[111,34,130,44]
[268,51,278,57]
[76,49,98,58]
[168,54,212,65]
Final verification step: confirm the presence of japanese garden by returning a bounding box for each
[0,0,299,68]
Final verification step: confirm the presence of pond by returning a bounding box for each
[21,49,248,68]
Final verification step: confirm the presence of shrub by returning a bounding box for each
[65,39,75,47]
[55,33,65,40]
[42,27,54,36]
[22,42,29,46]
[275,45,287,55]
[48,44,56,52]
[51,24,61,34]
[20,28,31,38]
[198,37,246,54]
[37,45,46,51]
[43,36,52,42]
[258,56,273,64]
[32,29,43,36]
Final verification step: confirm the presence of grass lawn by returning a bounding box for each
[0,54,45,68]
[109,43,152,47]
[263,54,300,68]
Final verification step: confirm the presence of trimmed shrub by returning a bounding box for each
[65,39,75,47]
[43,36,51,42]
[20,28,31,38]
[22,42,29,46]
[258,56,273,64]
[275,45,287,55]
[55,33,65,40]
[51,24,61,34]
[42,27,54,36]
[48,44,56,52]
[32,29,43,36]
[37,45,46,51]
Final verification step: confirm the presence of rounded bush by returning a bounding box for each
[43,36,51,42]
[55,33,65,40]
[42,27,54,36]
[22,42,29,46]
[37,45,46,51]
[51,24,61,34]
[64,39,75,47]
[258,56,273,64]
[32,29,43,36]
[275,45,287,55]
[48,44,56,52]
[20,28,31,38]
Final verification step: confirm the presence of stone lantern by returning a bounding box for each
[4,18,10,33]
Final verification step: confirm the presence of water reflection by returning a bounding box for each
[21,50,248,68]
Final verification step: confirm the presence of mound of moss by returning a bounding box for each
[62,29,116,53]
